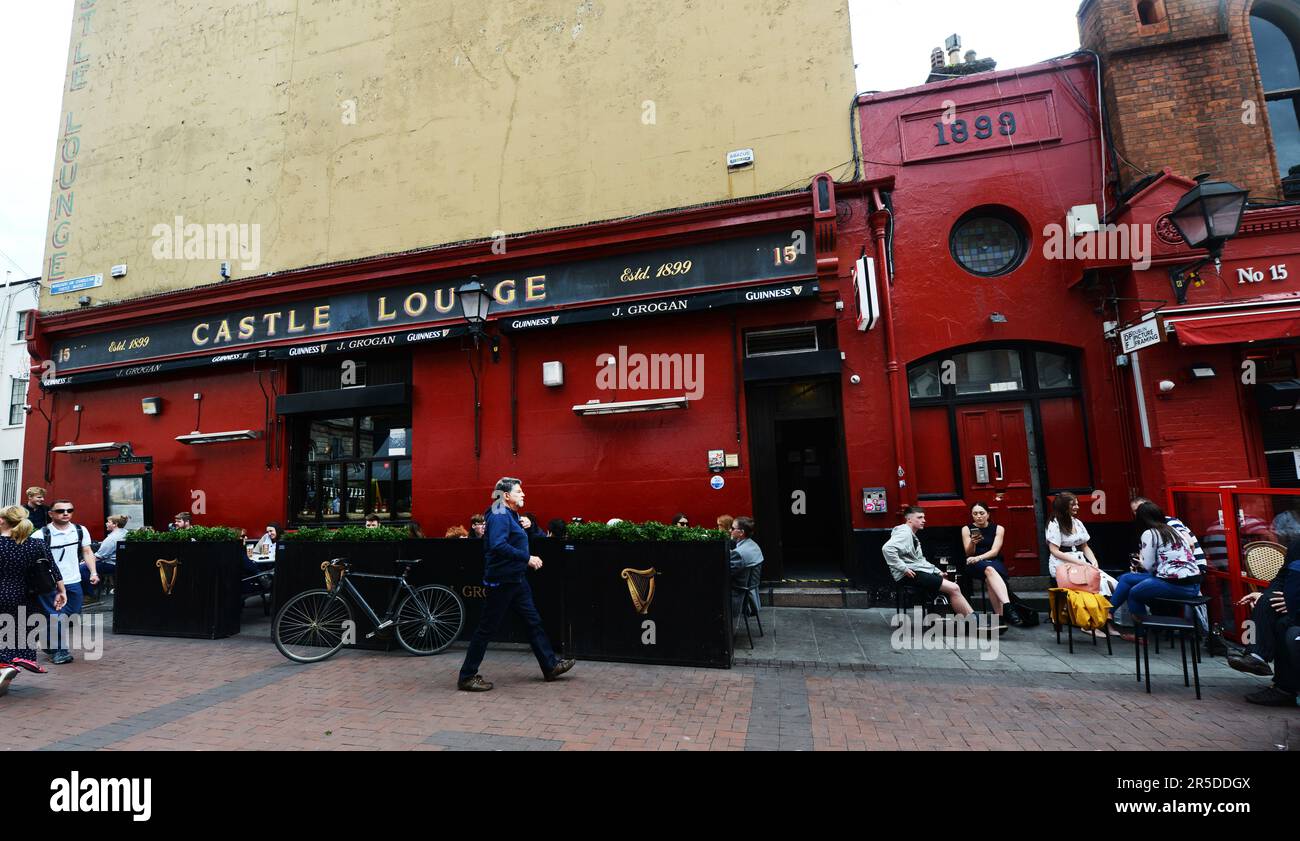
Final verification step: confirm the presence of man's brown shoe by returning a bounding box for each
[457,674,493,692]
[1227,653,1273,677]
[544,658,575,682]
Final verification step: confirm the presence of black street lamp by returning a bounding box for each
[457,275,492,459]
[1168,178,1249,304]
[458,275,492,337]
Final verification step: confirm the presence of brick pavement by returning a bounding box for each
[2,613,1294,751]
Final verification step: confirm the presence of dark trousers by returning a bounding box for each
[459,579,557,680]
[1248,581,1286,661]
[1270,621,1300,694]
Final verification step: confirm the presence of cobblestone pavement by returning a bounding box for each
[3,608,1294,751]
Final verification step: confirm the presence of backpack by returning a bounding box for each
[42,524,89,567]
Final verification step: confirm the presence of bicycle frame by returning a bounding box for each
[331,570,424,631]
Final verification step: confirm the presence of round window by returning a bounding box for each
[950,210,1027,277]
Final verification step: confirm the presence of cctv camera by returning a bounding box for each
[849,374,861,385]
[1158,380,1175,393]
[77,295,91,307]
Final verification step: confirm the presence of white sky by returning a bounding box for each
[0,0,1082,282]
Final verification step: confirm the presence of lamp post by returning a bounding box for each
[458,276,492,344]
[458,276,491,458]
[1167,178,1249,304]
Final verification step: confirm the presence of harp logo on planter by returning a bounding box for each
[621,567,659,615]
[155,559,180,594]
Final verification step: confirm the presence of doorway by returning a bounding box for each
[954,402,1043,576]
[745,379,851,581]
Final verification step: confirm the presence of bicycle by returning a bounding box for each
[272,557,465,663]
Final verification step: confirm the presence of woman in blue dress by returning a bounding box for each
[961,502,1014,629]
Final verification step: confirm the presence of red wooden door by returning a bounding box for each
[956,403,1039,576]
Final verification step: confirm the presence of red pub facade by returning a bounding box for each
[25,54,1146,586]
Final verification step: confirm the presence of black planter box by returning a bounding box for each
[272,542,404,651]
[112,541,244,639]
[270,537,732,668]
[560,540,732,669]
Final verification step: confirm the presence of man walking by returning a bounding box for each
[883,506,973,617]
[457,477,574,691]
[34,499,96,664]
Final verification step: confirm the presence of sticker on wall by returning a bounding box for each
[710,475,725,490]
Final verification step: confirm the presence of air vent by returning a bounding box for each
[745,327,819,358]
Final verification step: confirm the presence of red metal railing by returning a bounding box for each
[1166,484,1300,642]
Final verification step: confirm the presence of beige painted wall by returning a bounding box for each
[42,0,855,312]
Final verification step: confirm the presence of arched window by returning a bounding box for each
[1252,2,1300,198]
[907,345,1092,498]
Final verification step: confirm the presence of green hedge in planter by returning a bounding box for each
[565,520,724,542]
[281,525,409,542]
[126,526,242,542]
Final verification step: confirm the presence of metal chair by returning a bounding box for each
[1148,594,1212,662]
[1048,588,1112,655]
[1133,614,1201,699]
[735,565,764,649]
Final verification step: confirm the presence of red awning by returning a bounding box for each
[1166,305,1300,346]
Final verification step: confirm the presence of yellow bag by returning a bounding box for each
[1049,588,1113,631]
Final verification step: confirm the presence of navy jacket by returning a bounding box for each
[483,503,530,584]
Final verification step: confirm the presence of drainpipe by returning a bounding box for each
[870,190,916,508]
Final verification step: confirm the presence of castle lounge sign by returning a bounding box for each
[49,228,814,374]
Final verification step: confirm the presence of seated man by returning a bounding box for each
[728,517,762,626]
[1232,552,1300,707]
[883,506,973,617]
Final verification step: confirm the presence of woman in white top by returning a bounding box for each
[1045,491,1118,636]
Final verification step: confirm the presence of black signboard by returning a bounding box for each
[48,228,815,375]
[41,278,819,389]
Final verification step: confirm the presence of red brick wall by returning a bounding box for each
[1079,0,1285,200]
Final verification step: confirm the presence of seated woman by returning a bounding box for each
[1109,501,1202,640]
[1046,491,1118,638]
[961,502,1015,628]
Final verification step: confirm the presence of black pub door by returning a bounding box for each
[745,379,851,581]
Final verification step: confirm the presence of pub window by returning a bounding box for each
[1,460,16,507]
[8,377,27,426]
[1035,350,1075,390]
[949,207,1028,277]
[908,360,943,399]
[908,344,1092,495]
[952,349,1024,395]
[1252,3,1300,198]
[1136,0,1165,26]
[291,411,412,524]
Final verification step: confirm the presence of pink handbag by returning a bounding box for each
[1055,562,1101,593]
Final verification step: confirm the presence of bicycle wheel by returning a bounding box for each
[273,589,354,663]
[394,585,465,655]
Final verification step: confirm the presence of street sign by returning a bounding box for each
[51,273,103,295]
[1120,319,1162,354]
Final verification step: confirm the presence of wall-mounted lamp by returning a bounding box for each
[542,361,564,387]
[1190,365,1217,379]
[1158,380,1176,393]
[141,397,162,415]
